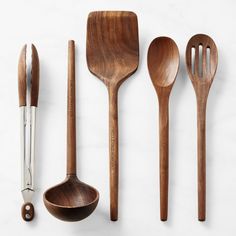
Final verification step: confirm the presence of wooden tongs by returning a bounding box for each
[18,44,39,221]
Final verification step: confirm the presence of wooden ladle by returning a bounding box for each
[43,40,99,221]
[86,11,139,221]
[147,37,179,221]
[186,34,218,221]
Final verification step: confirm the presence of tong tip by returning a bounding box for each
[18,44,40,107]
[31,44,40,107]
[18,45,27,106]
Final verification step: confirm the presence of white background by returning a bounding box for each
[0,0,235,235]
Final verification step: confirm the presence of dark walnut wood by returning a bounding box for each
[147,37,179,221]
[31,44,40,107]
[86,11,139,221]
[186,34,218,221]
[43,40,99,222]
[21,202,34,221]
[18,44,40,107]
[18,45,27,106]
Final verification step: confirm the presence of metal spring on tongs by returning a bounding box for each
[18,44,39,221]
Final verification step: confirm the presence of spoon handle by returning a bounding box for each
[67,40,76,175]
[197,98,207,221]
[158,95,169,221]
[108,85,119,221]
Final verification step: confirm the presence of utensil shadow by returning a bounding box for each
[165,54,188,226]
[68,207,124,236]
[115,34,145,222]
[203,48,225,227]
[30,60,52,226]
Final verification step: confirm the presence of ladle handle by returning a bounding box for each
[158,95,169,221]
[108,85,119,221]
[197,98,207,221]
[67,40,76,176]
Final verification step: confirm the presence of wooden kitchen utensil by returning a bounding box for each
[18,44,39,221]
[186,34,218,221]
[86,11,139,221]
[43,40,99,221]
[147,37,179,221]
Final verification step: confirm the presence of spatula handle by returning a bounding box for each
[158,95,169,221]
[67,40,76,176]
[197,99,207,221]
[108,85,119,221]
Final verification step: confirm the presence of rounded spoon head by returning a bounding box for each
[43,176,99,221]
[186,34,218,84]
[147,37,179,90]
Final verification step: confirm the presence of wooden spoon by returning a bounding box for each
[186,34,218,221]
[147,37,179,221]
[86,11,139,221]
[43,40,99,221]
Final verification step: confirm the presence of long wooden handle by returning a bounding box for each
[158,95,169,221]
[108,85,119,221]
[197,99,207,221]
[67,40,76,176]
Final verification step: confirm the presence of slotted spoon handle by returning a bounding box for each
[108,85,119,221]
[197,98,207,221]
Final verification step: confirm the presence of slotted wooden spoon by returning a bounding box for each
[147,37,179,221]
[86,11,139,221]
[186,34,218,221]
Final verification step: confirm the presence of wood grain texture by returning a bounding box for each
[31,44,40,107]
[18,45,27,106]
[44,176,99,221]
[67,40,76,175]
[21,202,34,221]
[108,85,119,220]
[43,41,99,222]
[186,34,218,221]
[86,11,139,221]
[148,37,179,221]
[18,44,40,107]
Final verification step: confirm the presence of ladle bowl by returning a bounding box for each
[43,40,99,221]
[44,176,99,221]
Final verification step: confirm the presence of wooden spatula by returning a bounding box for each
[86,11,139,221]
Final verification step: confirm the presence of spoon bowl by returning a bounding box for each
[148,37,179,89]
